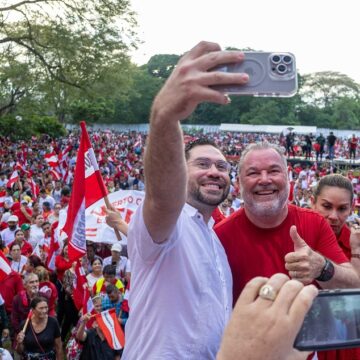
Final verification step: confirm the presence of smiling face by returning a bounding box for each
[186,145,230,211]
[239,148,289,219]
[312,186,352,236]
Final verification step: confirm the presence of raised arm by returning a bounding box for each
[143,41,248,243]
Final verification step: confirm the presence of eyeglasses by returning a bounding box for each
[189,158,231,173]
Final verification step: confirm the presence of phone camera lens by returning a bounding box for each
[276,64,287,74]
[271,55,281,64]
[283,55,293,64]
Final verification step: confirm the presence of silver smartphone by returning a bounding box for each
[294,289,360,351]
[211,51,297,97]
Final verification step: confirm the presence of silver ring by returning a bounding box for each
[258,284,277,301]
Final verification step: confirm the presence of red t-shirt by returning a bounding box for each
[212,207,226,226]
[337,225,351,260]
[214,204,348,305]
[8,240,33,257]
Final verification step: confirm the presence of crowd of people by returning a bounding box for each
[1,41,360,359]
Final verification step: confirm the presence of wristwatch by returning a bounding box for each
[316,258,335,282]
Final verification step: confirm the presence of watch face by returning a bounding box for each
[318,259,335,282]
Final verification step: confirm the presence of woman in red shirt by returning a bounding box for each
[311,174,360,360]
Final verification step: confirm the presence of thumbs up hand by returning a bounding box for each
[284,225,326,285]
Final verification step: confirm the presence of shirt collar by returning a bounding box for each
[184,203,215,228]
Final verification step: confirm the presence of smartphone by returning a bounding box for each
[211,51,297,97]
[294,289,360,351]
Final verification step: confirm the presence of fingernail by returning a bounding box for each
[242,73,249,81]
[224,94,231,104]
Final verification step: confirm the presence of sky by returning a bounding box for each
[129,0,360,83]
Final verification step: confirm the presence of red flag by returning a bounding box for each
[15,162,29,175]
[62,121,108,262]
[28,178,40,198]
[95,308,125,350]
[0,190,5,209]
[44,152,59,168]
[73,260,87,310]
[6,170,19,188]
[49,169,61,181]
[46,228,60,271]
[0,251,12,281]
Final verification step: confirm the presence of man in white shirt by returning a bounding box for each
[123,42,248,360]
[102,243,131,283]
[29,214,45,248]
[0,215,19,246]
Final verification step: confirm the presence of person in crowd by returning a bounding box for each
[15,296,63,360]
[60,261,79,342]
[51,182,63,203]
[11,201,32,226]
[311,174,360,360]
[23,255,44,276]
[315,133,326,162]
[8,229,32,257]
[9,243,27,274]
[11,273,45,333]
[29,214,45,249]
[348,134,358,162]
[86,258,103,289]
[41,202,53,221]
[122,41,249,359]
[20,223,31,244]
[92,265,124,296]
[0,294,10,348]
[215,142,360,306]
[0,215,19,246]
[101,284,129,328]
[102,243,131,284]
[38,188,55,209]
[327,131,337,161]
[34,266,58,317]
[76,311,122,360]
[40,221,52,249]
[85,242,102,274]
[47,203,61,225]
[0,270,24,316]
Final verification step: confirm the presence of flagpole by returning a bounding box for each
[22,310,33,333]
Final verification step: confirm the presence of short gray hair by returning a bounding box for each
[238,142,287,174]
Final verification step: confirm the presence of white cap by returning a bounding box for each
[111,243,122,253]
[7,215,19,223]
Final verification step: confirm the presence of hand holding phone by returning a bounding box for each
[211,51,297,97]
[294,289,360,351]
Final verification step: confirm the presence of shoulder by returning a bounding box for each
[214,208,245,231]
[288,204,326,222]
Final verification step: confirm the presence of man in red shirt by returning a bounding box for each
[215,142,360,305]
[349,134,358,162]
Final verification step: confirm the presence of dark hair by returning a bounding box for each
[91,257,103,266]
[14,229,24,236]
[106,283,118,295]
[9,242,21,251]
[313,174,354,203]
[184,138,221,160]
[30,296,48,310]
[41,221,51,228]
[28,255,43,268]
[103,264,116,276]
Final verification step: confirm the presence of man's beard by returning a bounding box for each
[9,225,17,231]
[242,184,289,218]
[189,184,230,207]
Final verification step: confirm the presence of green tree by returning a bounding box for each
[0,0,139,117]
[301,71,360,107]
